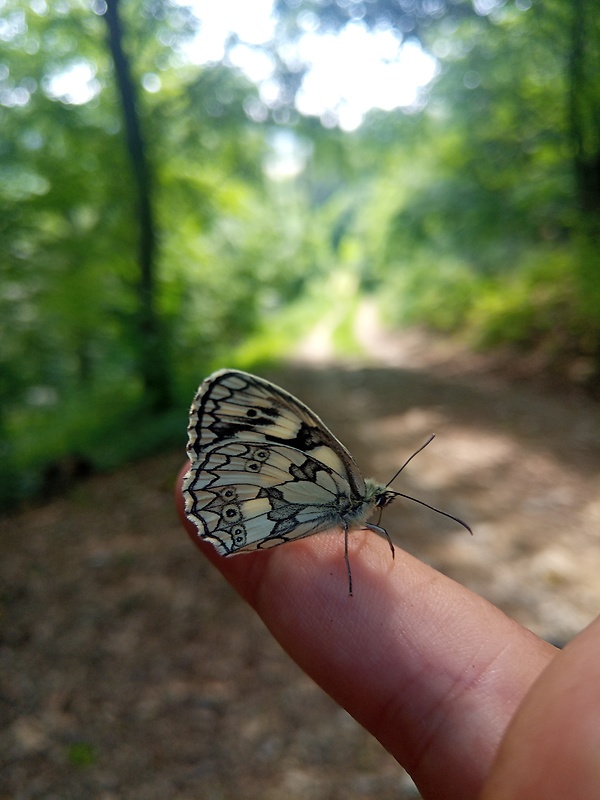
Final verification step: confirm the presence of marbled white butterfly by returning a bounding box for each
[183,369,471,595]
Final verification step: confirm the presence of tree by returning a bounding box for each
[103,0,171,411]
[568,0,600,220]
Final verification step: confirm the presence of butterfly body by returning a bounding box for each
[183,369,395,562]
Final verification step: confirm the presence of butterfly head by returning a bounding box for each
[374,488,397,510]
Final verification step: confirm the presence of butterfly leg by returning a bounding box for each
[343,522,353,597]
[365,523,396,560]
[384,528,396,560]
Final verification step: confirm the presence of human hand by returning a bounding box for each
[176,464,599,799]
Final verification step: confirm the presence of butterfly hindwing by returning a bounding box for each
[184,439,361,554]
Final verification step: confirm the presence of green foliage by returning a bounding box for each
[0,1,324,508]
[348,0,600,366]
[379,252,479,332]
[1,379,183,507]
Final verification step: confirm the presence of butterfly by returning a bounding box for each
[182,368,471,595]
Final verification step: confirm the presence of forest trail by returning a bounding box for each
[292,303,600,642]
[2,324,600,799]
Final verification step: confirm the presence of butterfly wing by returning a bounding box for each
[184,440,363,554]
[183,369,369,554]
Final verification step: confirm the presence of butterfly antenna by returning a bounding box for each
[385,434,436,488]
[392,491,473,535]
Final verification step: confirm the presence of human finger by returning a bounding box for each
[176,463,555,799]
[481,613,600,800]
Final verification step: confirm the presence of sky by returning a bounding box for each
[184,0,437,131]
[48,0,437,132]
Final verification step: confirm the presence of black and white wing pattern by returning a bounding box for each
[182,369,393,567]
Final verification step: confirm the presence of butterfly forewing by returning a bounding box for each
[187,370,365,484]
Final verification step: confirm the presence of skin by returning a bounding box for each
[176,464,600,800]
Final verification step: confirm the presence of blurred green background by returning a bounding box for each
[2,0,599,510]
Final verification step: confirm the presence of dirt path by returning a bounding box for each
[2,326,600,799]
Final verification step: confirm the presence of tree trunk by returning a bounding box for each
[103,0,171,411]
[568,0,600,221]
